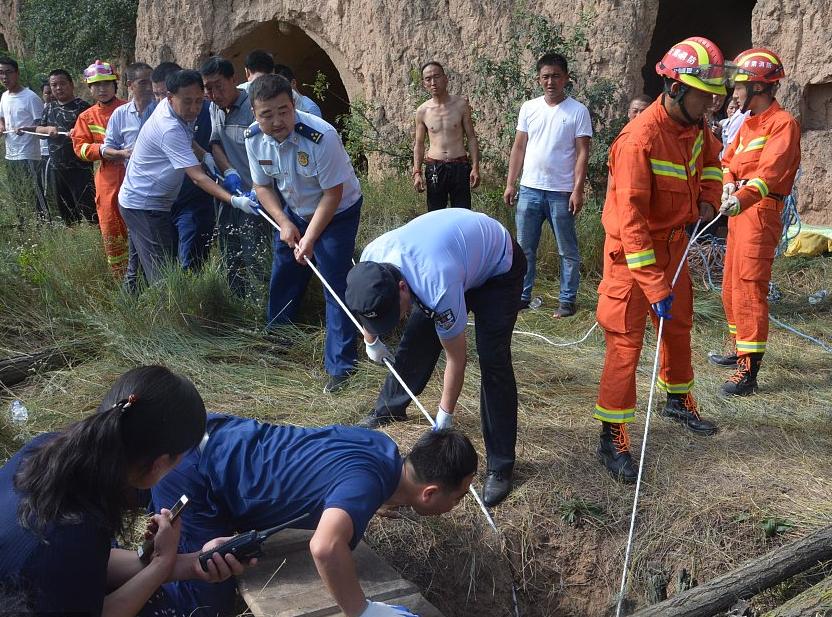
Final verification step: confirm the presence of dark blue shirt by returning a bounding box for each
[0,434,111,615]
[154,414,403,548]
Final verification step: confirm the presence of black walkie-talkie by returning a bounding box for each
[198,512,310,572]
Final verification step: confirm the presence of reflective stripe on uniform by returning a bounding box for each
[688,131,703,175]
[89,124,106,135]
[736,340,766,353]
[650,158,687,180]
[656,377,694,394]
[728,323,737,335]
[79,143,91,161]
[625,248,657,269]
[593,404,636,423]
[701,166,722,182]
[747,177,769,198]
[744,135,769,152]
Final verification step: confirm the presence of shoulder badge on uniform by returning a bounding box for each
[295,122,323,144]
[297,151,309,167]
[434,309,456,331]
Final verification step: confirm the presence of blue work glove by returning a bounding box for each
[651,294,674,320]
[230,195,257,216]
[222,168,242,194]
[245,190,261,207]
[359,601,419,617]
[434,406,453,431]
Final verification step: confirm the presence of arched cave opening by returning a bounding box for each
[642,0,757,100]
[220,21,351,127]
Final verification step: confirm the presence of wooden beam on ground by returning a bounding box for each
[0,349,72,388]
[630,524,832,617]
[761,574,832,617]
[237,529,445,617]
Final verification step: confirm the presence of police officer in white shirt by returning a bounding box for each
[344,209,526,507]
[245,74,362,394]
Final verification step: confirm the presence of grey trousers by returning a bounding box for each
[118,205,176,289]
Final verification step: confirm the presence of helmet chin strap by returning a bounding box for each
[740,82,775,114]
[664,82,699,126]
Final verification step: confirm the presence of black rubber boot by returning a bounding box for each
[597,422,638,484]
[721,353,762,396]
[661,393,718,436]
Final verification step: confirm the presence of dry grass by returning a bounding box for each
[0,176,830,616]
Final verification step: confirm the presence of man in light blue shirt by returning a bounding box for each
[102,64,155,162]
[118,69,256,285]
[344,209,526,507]
[245,74,362,394]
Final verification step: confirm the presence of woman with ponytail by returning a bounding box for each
[0,365,253,617]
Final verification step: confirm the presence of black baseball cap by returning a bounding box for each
[345,261,402,337]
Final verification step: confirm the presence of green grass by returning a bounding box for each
[0,174,830,616]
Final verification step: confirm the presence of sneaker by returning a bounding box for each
[660,393,717,436]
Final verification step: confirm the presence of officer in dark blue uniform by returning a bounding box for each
[245,74,362,394]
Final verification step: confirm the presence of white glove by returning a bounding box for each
[359,601,419,617]
[721,182,736,201]
[230,195,257,215]
[365,337,393,364]
[202,152,219,176]
[720,195,741,217]
[434,406,453,430]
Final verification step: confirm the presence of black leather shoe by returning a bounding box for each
[597,423,638,484]
[356,411,407,429]
[553,302,576,318]
[481,470,513,507]
[660,393,717,436]
[324,373,352,394]
[708,351,738,367]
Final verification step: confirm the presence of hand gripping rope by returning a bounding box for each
[614,214,723,616]
[217,178,524,615]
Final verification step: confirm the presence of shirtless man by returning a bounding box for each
[412,61,480,211]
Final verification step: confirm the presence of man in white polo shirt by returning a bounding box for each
[246,74,362,394]
[504,52,592,317]
[118,69,256,286]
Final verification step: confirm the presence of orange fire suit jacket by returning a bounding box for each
[601,98,722,303]
[721,100,800,212]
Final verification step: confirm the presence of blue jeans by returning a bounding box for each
[515,186,580,303]
[171,199,215,271]
[267,199,361,377]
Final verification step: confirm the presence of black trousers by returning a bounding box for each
[48,166,95,225]
[374,240,526,473]
[425,160,472,211]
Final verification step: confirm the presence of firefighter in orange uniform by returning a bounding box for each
[710,49,800,395]
[72,61,128,275]
[594,37,729,483]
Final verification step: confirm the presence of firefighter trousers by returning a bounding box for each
[95,162,128,276]
[594,234,694,423]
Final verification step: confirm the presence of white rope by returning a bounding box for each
[467,320,600,348]
[615,215,722,616]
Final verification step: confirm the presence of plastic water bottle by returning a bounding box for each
[808,289,829,305]
[9,399,28,424]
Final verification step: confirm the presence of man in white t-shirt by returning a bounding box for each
[503,53,592,317]
[0,57,45,220]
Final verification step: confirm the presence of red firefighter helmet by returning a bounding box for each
[734,48,785,83]
[656,36,731,96]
